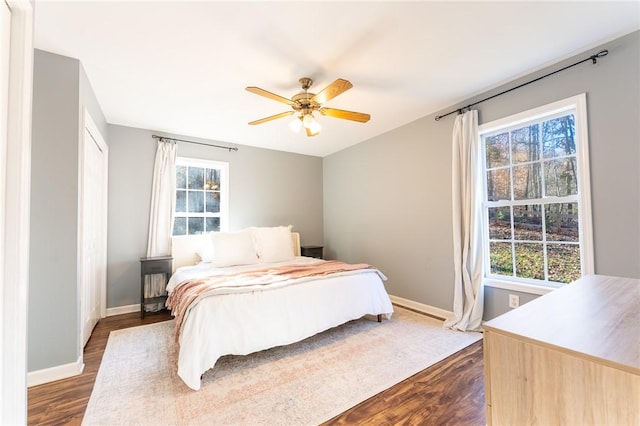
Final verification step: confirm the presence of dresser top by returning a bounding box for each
[483,275,640,374]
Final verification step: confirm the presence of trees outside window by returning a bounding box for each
[479,95,593,287]
[173,157,228,235]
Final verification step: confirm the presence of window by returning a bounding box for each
[172,157,229,235]
[479,94,593,290]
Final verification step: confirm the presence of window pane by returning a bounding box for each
[547,244,581,283]
[175,160,228,236]
[514,242,544,280]
[205,168,221,190]
[173,217,186,235]
[188,190,204,213]
[513,205,542,241]
[511,124,539,164]
[489,242,513,276]
[487,168,511,201]
[481,99,588,289]
[205,217,220,232]
[188,167,204,189]
[546,203,579,242]
[542,114,575,159]
[188,217,204,235]
[176,190,187,213]
[176,165,187,189]
[544,158,577,197]
[513,163,541,200]
[488,207,512,240]
[485,132,509,168]
[206,192,220,213]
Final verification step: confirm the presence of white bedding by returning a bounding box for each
[167,256,394,390]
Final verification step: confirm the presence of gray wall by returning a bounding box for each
[28,49,107,371]
[323,116,454,311]
[324,31,640,320]
[106,126,323,308]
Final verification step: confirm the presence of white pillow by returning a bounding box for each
[196,233,215,263]
[210,229,258,267]
[252,225,294,263]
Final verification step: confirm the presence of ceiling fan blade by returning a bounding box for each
[319,107,370,123]
[312,78,353,104]
[246,86,296,106]
[248,111,295,125]
[305,127,319,137]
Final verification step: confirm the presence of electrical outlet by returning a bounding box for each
[508,294,520,309]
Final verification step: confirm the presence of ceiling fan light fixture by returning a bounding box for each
[289,116,303,132]
[308,117,321,135]
[302,113,315,128]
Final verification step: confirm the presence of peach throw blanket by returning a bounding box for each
[166,260,379,339]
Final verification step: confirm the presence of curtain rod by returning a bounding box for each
[152,135,239,152]
[434,49,609,121]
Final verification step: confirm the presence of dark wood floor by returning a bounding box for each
[28,310,486,426]
[323,338,485,425]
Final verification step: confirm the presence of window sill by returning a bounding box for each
[483,278,559,296]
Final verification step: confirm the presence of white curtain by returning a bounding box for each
[145,140,177,311]
[444,110,484,332]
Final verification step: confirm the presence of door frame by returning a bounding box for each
[1,1,34,424]
[78,109,108,352]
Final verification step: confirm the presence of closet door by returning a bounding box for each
[79,111,108,347]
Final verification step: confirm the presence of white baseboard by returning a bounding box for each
[389,295,453,320]
[106,304,139,317]
[27,356,84,387]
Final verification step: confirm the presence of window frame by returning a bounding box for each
[173,156,229,235]
[478,94,594,295]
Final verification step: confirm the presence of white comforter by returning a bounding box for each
[167,256,394,390]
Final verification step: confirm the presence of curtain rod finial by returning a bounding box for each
[591,49,608,64]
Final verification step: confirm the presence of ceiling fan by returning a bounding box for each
[246,77,370,137]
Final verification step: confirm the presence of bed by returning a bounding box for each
[166,226,394,390]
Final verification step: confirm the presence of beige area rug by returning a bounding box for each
[82,307,481,425]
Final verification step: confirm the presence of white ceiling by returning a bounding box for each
[34,1,639,157]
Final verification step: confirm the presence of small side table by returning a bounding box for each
[139,255,173,318]
[301,245,323,259]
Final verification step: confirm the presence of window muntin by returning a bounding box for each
[172,157,228,236]
[480,95,592,288]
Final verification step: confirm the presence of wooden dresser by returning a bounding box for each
[483,275,639,425]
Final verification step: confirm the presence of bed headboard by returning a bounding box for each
[170,232,301,272]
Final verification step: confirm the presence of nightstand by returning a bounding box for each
[301,245,323,259]
[139,255,173,318]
